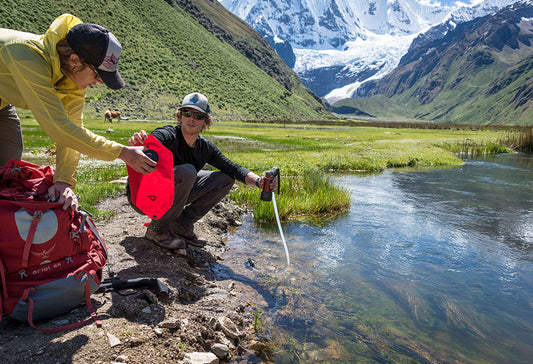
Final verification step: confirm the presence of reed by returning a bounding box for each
[499,127,533,152]
[229,169,351,222]
[253,306,263,332]
[446,139,512,157]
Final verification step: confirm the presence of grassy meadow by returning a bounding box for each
[19,117,523,221]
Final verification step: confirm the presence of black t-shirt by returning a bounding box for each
[151,125,250,183]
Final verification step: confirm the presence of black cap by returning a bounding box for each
[66,23,125,89]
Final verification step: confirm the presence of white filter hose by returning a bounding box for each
[272,193,290,268]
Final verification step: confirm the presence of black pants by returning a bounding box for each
[127,164,234,233]
[0,103,23,165]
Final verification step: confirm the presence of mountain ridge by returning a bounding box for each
[219,0,518,100]
[335,0,533,125]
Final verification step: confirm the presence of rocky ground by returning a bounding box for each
[0,193,270,364]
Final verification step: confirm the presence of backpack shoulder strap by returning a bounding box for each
[21,210,42,268]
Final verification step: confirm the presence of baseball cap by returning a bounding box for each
[178,93,210,114]
[66,23,125,89]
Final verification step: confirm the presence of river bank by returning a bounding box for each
[0,193,266,364]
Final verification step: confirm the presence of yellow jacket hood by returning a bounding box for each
[0,14,123,186]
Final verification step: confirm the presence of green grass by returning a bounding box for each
[19,117,523,221]
[229,169,351,222]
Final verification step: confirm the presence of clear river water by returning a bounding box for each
[217,153,533,363]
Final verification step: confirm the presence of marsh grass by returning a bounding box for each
[229,169,351,221]
[499,127,533,152]
[75,183,124,219]
[443,139,512,157]
[19,118,522,220]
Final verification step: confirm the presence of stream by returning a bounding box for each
[218,153,533,363]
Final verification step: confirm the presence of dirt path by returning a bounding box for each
[0,193,266,363]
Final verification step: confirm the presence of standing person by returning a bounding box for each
[0,14,155,210]
[127,92,274,250]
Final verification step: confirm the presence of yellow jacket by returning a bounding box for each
[0,14,123,186]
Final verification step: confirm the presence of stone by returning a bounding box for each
[183,352,219,364]
[114,354,129,362]
[211,343,229,359]
[217,316,241,339]
[250,340,268,352]
[159,319,181,329]
[106,332,121,347]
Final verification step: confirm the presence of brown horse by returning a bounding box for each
[104,110,121,123]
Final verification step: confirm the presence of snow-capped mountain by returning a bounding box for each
[220,0,452,48]
[350,0,533,124]
[219,0,519,102]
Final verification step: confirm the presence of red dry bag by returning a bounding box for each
[127,134,174,220]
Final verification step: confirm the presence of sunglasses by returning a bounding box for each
[88,64,102,81]
[182,109,206,120]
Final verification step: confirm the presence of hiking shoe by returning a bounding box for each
[172,224,207,248]
[145,226,186,250]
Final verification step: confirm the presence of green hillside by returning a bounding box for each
[1,0,330,121]
[170,0,297,91]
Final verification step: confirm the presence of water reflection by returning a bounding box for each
[392,153,533,253]
[219,153,533,363]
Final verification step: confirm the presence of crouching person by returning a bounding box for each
[127,92,273,250]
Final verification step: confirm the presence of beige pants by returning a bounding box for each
[0,103,23,166]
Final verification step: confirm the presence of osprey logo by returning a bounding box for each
[99,32,122,72]
[102,53,119,69]
[189,94,199,103]
[30,243,57,260]
[147,195,158,201]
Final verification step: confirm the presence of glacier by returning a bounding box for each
[219,0,519,102]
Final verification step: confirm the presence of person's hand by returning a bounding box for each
[128,130,148,146]
[260,175,278,192]
[247,172,277,191]
[119,145,157,174]
[48,182,79,210]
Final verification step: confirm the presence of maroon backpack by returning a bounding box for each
[0,160,107,332]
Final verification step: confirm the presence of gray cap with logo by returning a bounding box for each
[178,93,210,114]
